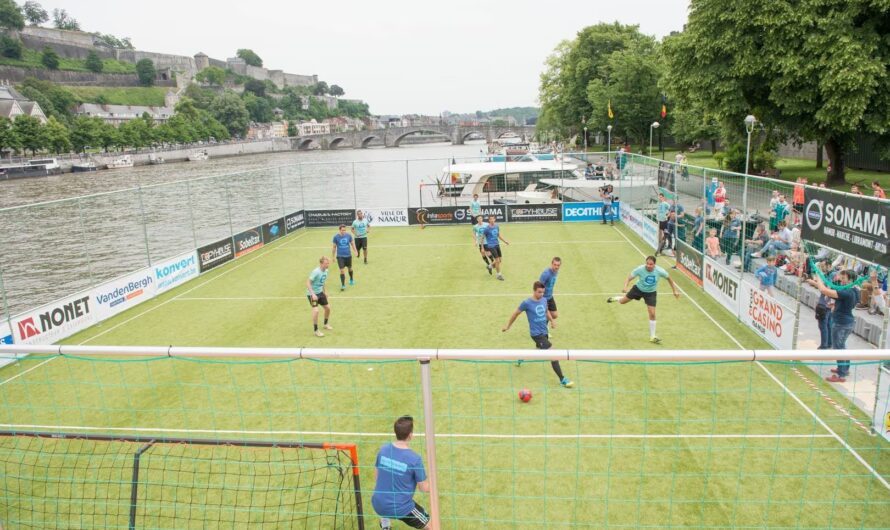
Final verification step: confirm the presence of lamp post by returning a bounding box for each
[649,121,660,157]
[583,126,588,151]
[607,125,612,162]
[744,115,757,175]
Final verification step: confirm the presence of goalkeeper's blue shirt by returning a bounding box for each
[371,443,427,518]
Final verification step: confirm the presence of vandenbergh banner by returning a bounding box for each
[802,188,890,266]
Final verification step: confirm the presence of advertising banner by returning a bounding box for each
[198,237,234,272]
[657,161,675,192]
[92,269,156,321]
[562,202,620,223]
[154,251,199,295]
[874,366,890,442]
[703,256,741,316]
[363,208,409,226]
[307,209,356,227]
[234,226,264,257]
[285,210,306,234]
[739,281,796,350]
[262,218,285,244]
[802,188,890,266]
[12,289,95,345]
[675,239,703,285]
[0,320,12,345]
[408,205,506,226]
[509,204,562,222]
[619,205,658,249]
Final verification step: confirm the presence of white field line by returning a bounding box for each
[612,225,890,491]
[0,357,56,387]
[0,424,835,440]
[272,240,623,251]
[175,292,629,302]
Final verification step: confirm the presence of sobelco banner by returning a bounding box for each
[234,226,264,257]
[154,251,199,295]
[509,204,562,222]
[562,202,620,223]
[198,237,234,272]
[703,256,740,315]
[802,188,890,266]
[285,210,306,233]
[12,289,95,345]
[619,205,658,249]
[93,269,156,321]
[363,208,409,226]
[408,206,505,226]
[263,218,285,244]
[740,282,796,350]
[307,209,356,227]
[675,239,703,285]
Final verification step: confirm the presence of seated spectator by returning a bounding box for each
[755,256,779,296]
[743,222,769,272]
[869,274,887,316]
[857,269,880,310]
[752,220,792,257]
[705,228,721,259]
[851,184,863,195]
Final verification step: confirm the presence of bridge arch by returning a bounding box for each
[461,131,486,143]
[297,138,320,150]
[393,129,451,147]
[329,137,348,149]
[361,135,380,148]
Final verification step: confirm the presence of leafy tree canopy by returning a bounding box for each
[236,48,263,67]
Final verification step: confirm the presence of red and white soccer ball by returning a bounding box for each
[518,389,532,403]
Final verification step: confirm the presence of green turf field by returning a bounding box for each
[0,222,887,528]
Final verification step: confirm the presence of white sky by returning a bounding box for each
[54,0,689,115]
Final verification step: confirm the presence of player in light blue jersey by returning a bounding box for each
[306,256,332,337]
[472,215,492,273]
[607,255,680,343]
[351,210,370,264]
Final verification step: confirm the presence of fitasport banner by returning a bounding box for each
[234,227,264,257]
[285,210,306,233]
[703,256,741,316]
[92,269,156,321]
[509,205,562,222]
[198,237,234,272]
[154,251,199,295]
[363,208,409,226]
[12,290,95,345]
[408,206,505,226]
[802,188,890,266]
[619,205,658,249]
[263,218,285,244]
[307,209,356,227]
[740,282,796,350]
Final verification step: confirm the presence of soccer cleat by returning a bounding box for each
[649,336,662,344]
[516,360,523,367]
[497,274,504,281]
[340,285,346,291]
[560,377,574,388]
[606,296,614,303]
[487,263,493,275]
[314,330,324,337]
[349,279,355,286]
[364,259,368,264]
[324,324,333,330]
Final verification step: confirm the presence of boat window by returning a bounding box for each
[482,170,576,193]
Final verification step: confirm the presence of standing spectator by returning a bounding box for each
[657,211,676,256]
[768,190,781,231]
[755,256,778,296]
[656,193,671,251]
[773,194,791,228]
[872,181,887,199]
[705,177,718,217]
[752,220,792,257]
[705,228,722,259]
[600,185,615,225]
[713,181,727,219]
[671,200,687,241]
[868,272,887,316]
[815,292,834,350]
[792,177,807,211]
[723,210,742,266]
[372,416,431,529]
[692,207,705,251]
[851,184,863,195]
[743,222,769,272]
[807,271,858,382]
[674,151,689,180]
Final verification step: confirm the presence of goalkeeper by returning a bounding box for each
[372,416,431,529]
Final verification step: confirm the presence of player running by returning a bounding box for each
[539,257,561,329]
[503,281,574,388]
[472,215,492,273]
[306,256,333,337]
[606,255,680,343]
[482,215,509,281]
[352,210,370,264]
[332,224,358,291]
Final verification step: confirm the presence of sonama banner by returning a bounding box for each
[802,188,890,266]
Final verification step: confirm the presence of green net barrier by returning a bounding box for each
[0,354,887,529]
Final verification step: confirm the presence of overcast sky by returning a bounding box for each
[55,0,689,115]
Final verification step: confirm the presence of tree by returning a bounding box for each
[22,1,48,26]
[40,46,59,70]
[329,84,344,97]
[242,92,272,123]
[208,92,249,137]
[0,34,22,59]
[51,8,79,30]
[243,78,265,97]
[92,33,134,49]
[13,114,44,155]
[312,81,329,96]
[135,59,156,86]
[663,0,890,184]
[195,66,226,86]
[236,48,263,67]
[287,121,297,137]
[119,118,151,150]
[19,78,78,119]
[95,121,119,152]
[0,116,20,156]
[84,51,103,73]
[0,0,24,30]
[69,116,102,152]
[41,116,70,154]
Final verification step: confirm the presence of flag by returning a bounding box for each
[608,99,614,120]
[660,95,667,119]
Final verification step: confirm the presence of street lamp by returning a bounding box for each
[744,115,757,175]
[649,121,660,157]
[607,125,612,162]
[583,126,588,151]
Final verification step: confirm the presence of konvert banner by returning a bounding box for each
[198,237,234,272]
[802,188,890,266]
[307,209,356,227]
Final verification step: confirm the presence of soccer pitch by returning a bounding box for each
[0,222,888,529]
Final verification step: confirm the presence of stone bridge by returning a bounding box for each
[290,125,537,150]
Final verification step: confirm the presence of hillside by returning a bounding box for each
[65,86,167,106]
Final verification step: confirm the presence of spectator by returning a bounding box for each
[792,177,806,212]
[656,193,670,251]
[755,256,778,296]
[705,228,721,259]
[705,177,718,216]
[768,190,781,231]
[657,211,676,257]
[807,271,858,383]
[743,222,769,272]
[752,220,792,257]
[857,269,880,310]
[818,182,826,188]
[869,273,887,316]
[814,261,834,350]
[692,207,705,251]
[851,184,863,196]
[675,151,689,180]
[723,210,742,266]
[670,200,686,241]
[773,194,791,229]
[713,181,727,219]
[872,181,886,200]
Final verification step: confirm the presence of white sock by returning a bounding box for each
[610,295,621,302]
[649,320,656,338]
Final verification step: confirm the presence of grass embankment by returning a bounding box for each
[0,48,135,73]
[65,86,168,106]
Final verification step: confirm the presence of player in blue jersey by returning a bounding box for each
[482,216,510,281]
[332,225,358,291]
[351,210,370,264]
[472,215,492,273]
[607,256,680,343]
[503,281,574,388]
[306,256,333,337]
[539,257,562,329]
[372,416,431,529]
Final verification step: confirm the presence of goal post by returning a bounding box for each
[0,430,365,530]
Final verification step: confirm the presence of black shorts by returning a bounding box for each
[355,237,367,251]
[391,502,430,529]
[546,297,557,312]
[336,256,352,269]
[478,243,486,252]
[659,220,668,230]
[626,285,657,307]
[532,334,552,350]
[307,292,328,307]
[485,245,502,259]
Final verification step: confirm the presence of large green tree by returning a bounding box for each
[135,59,156,86]
[69,116,102,152]
[51,8,78,30]
[236,48,263,67]
[13,114,44,155]
[208,93,249,137]
[0,116,20,155]
[195,66,226,86]
[22,1,47,26]
[0,0,25,30]
[663,0,890,183]
[41,115,70,154]
[40,46,60,70]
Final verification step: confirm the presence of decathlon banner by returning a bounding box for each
[703,256,741,316]
[154,251,199,295]
[802,188,890,266]
[92,269,157,321]
[561,202,617,222]
[739,281,796,350]
[12,289,96,345]
[363,208,409,226]
[619,205,658,249]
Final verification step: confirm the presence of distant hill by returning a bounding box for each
[485,107,539,124]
